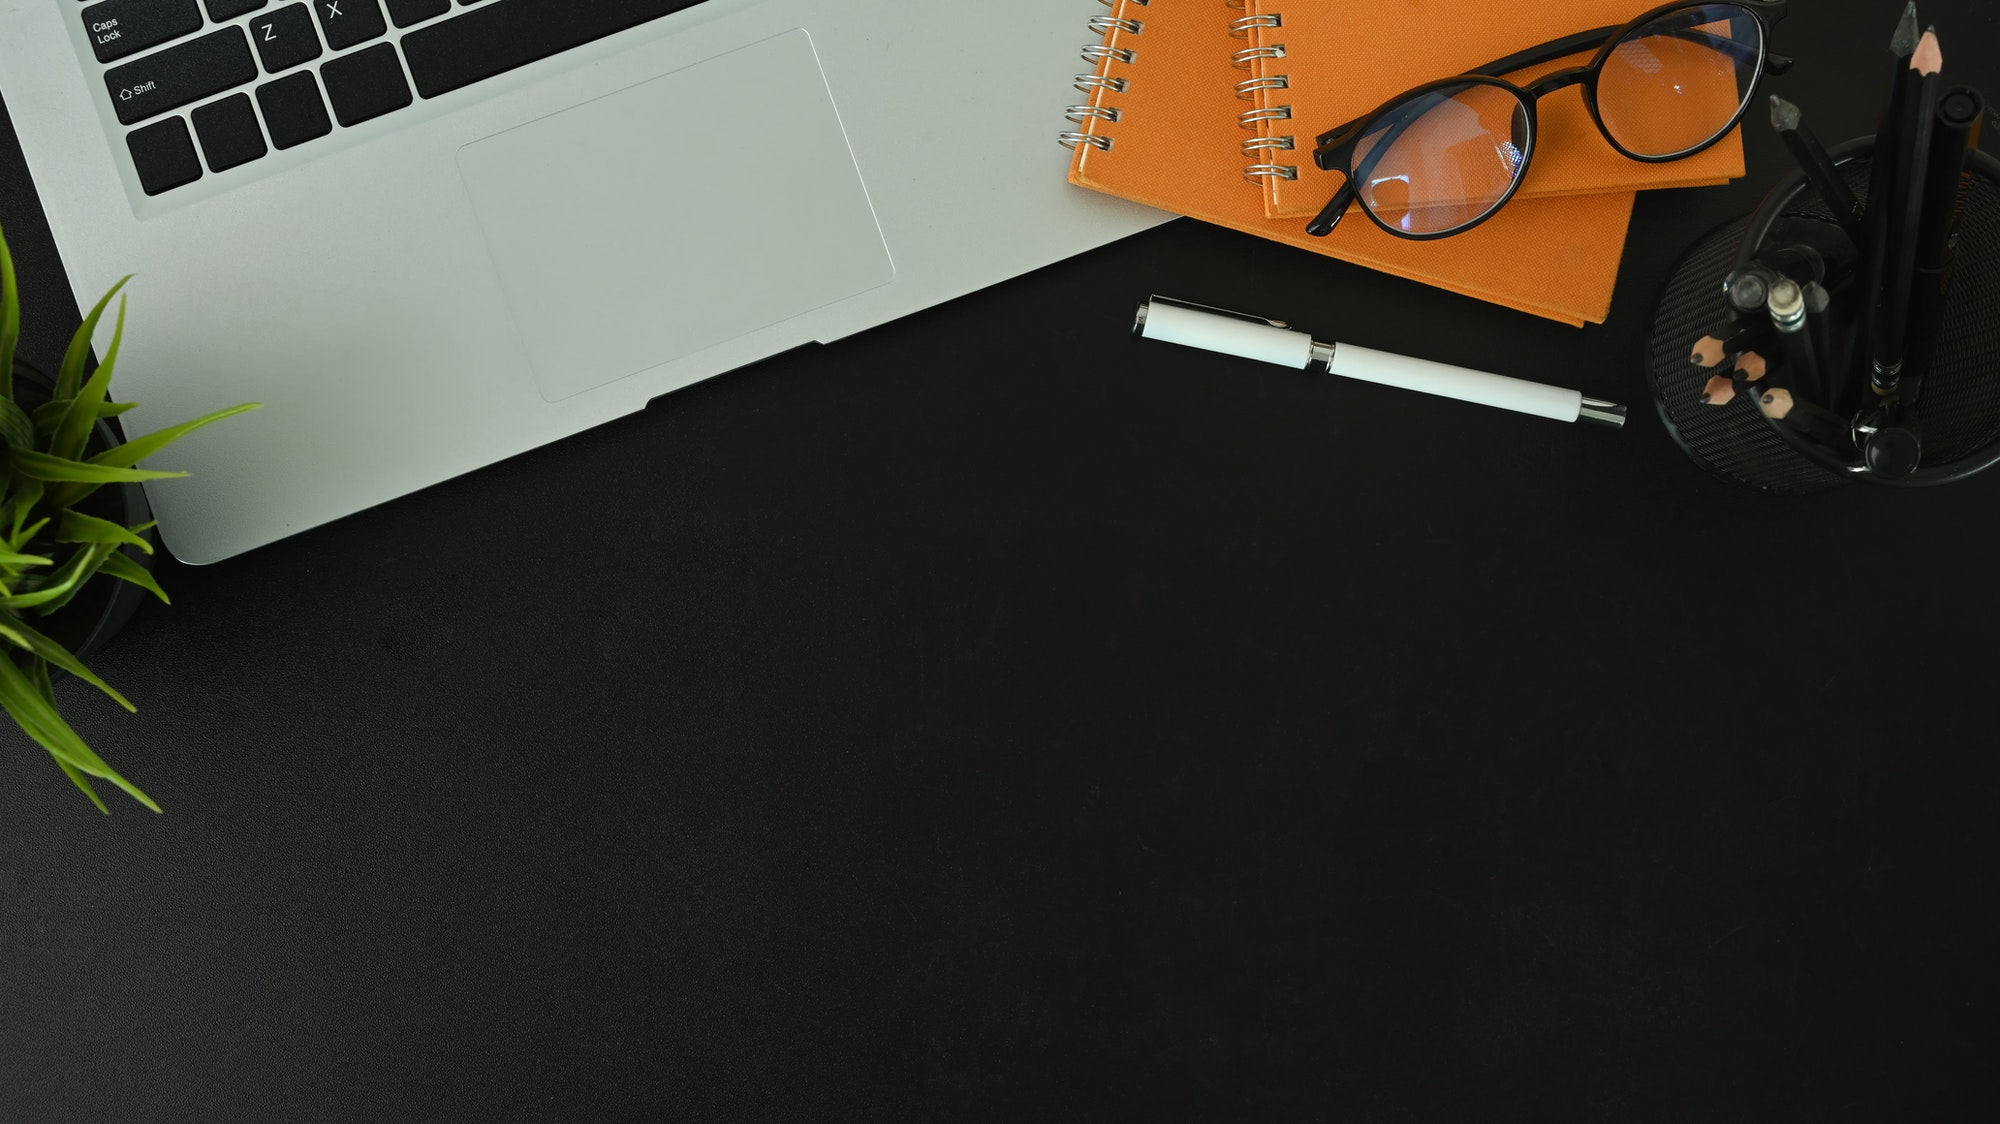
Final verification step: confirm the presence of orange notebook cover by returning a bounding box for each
[1063,0,1632,325]
[1241,0,1745,219]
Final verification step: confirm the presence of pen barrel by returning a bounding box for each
[1325,343,1583,423]
[1138,300,1316,368]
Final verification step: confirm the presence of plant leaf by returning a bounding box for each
[12,517,48,553]
[51,755,110,814]
[26,654,112,814]
[0,612,136,711]
[32,397,71,437]
[56,509,155,555]
[51,401,257,511]
[9,480,43,543]
[89,402,261,470]
[0,653,158,812]
[0,541,110,610]
[0,549,53,566]
[28,543,116,617]
[51,295,124,463]
[0,219,19,402]
[100,550,169,605]
[56,275,130,402]
[29,654,57,703]
[98,401,139,419]
[0,397,31,451]
[11,446,187,484]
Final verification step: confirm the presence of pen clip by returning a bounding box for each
[1148,294,1290,329]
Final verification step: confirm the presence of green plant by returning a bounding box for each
[0,221,257,813]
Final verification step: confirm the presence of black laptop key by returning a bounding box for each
[104,27,258,126]
[386,0,450,27]
[191,92,267,172]
[321,42,412,126]
[126,117,203,195]
[205,0,270,19]
[256,71,334,148]
[312,0,387,52]
[249,4,323,73]
[82,0,204,64]
[401,0,709,100]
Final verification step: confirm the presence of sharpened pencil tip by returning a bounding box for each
[1892,3,1920,54]
[1911,28,1941,75]
[1769,94,1799,131]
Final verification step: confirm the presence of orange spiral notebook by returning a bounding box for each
[1061,0,1633,325]
[1238,0,1747,219]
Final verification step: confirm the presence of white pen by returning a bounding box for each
[1134,296,1627,428]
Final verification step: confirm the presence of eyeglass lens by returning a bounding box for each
[1352,83,1531,236]
[1596,3,1762,158]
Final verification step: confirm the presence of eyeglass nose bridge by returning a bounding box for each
[1521,66,1594,101]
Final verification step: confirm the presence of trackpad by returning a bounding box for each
[457,30,895,402]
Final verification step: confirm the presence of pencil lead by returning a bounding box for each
[1769,94,1800,131]
[1892,3,1920,56]
[1911,29,1941,75]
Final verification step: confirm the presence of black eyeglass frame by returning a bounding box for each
[1305,0,1792,240]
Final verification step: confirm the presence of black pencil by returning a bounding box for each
[1690,323,1774,368]
[1900,84,1985,400]
[1770,95,1862,242]
[1802,282,1838,411]
[1856,3,1922,400]
[1869,28,1944,397]
[1861,4,1922,230]
[1733,350,1773,383]
[1758,388,1853,450]
[1768,279,1824,407]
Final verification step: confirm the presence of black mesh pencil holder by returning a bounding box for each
[1646,138,2000,492]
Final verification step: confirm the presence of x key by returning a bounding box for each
[314,0,385,51]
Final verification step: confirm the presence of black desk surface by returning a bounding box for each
[6,3,1999,1119]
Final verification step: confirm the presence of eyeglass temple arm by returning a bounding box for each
[1312,25,1789,153]
[1311,25,1619,154]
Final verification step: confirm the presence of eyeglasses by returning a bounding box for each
[1306,0,1792,240]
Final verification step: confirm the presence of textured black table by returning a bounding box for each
[6,3,1999,1119]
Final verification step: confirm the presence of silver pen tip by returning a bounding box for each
[1579,398,1628,428]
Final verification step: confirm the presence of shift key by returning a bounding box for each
[104,27,258,126]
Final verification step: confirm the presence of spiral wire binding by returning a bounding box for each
[1060,1,1150,153]
[1233,10,1295,182]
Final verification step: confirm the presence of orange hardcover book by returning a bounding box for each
[1240,0,1746,219]
[1062,0,1633,325]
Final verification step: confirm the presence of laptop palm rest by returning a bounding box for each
[455,29,895,403]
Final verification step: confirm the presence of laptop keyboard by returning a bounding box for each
[79,0,712,196]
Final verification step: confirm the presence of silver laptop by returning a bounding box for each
[0,0,1161,562]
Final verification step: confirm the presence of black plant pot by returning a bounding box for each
[8,358,158,662]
